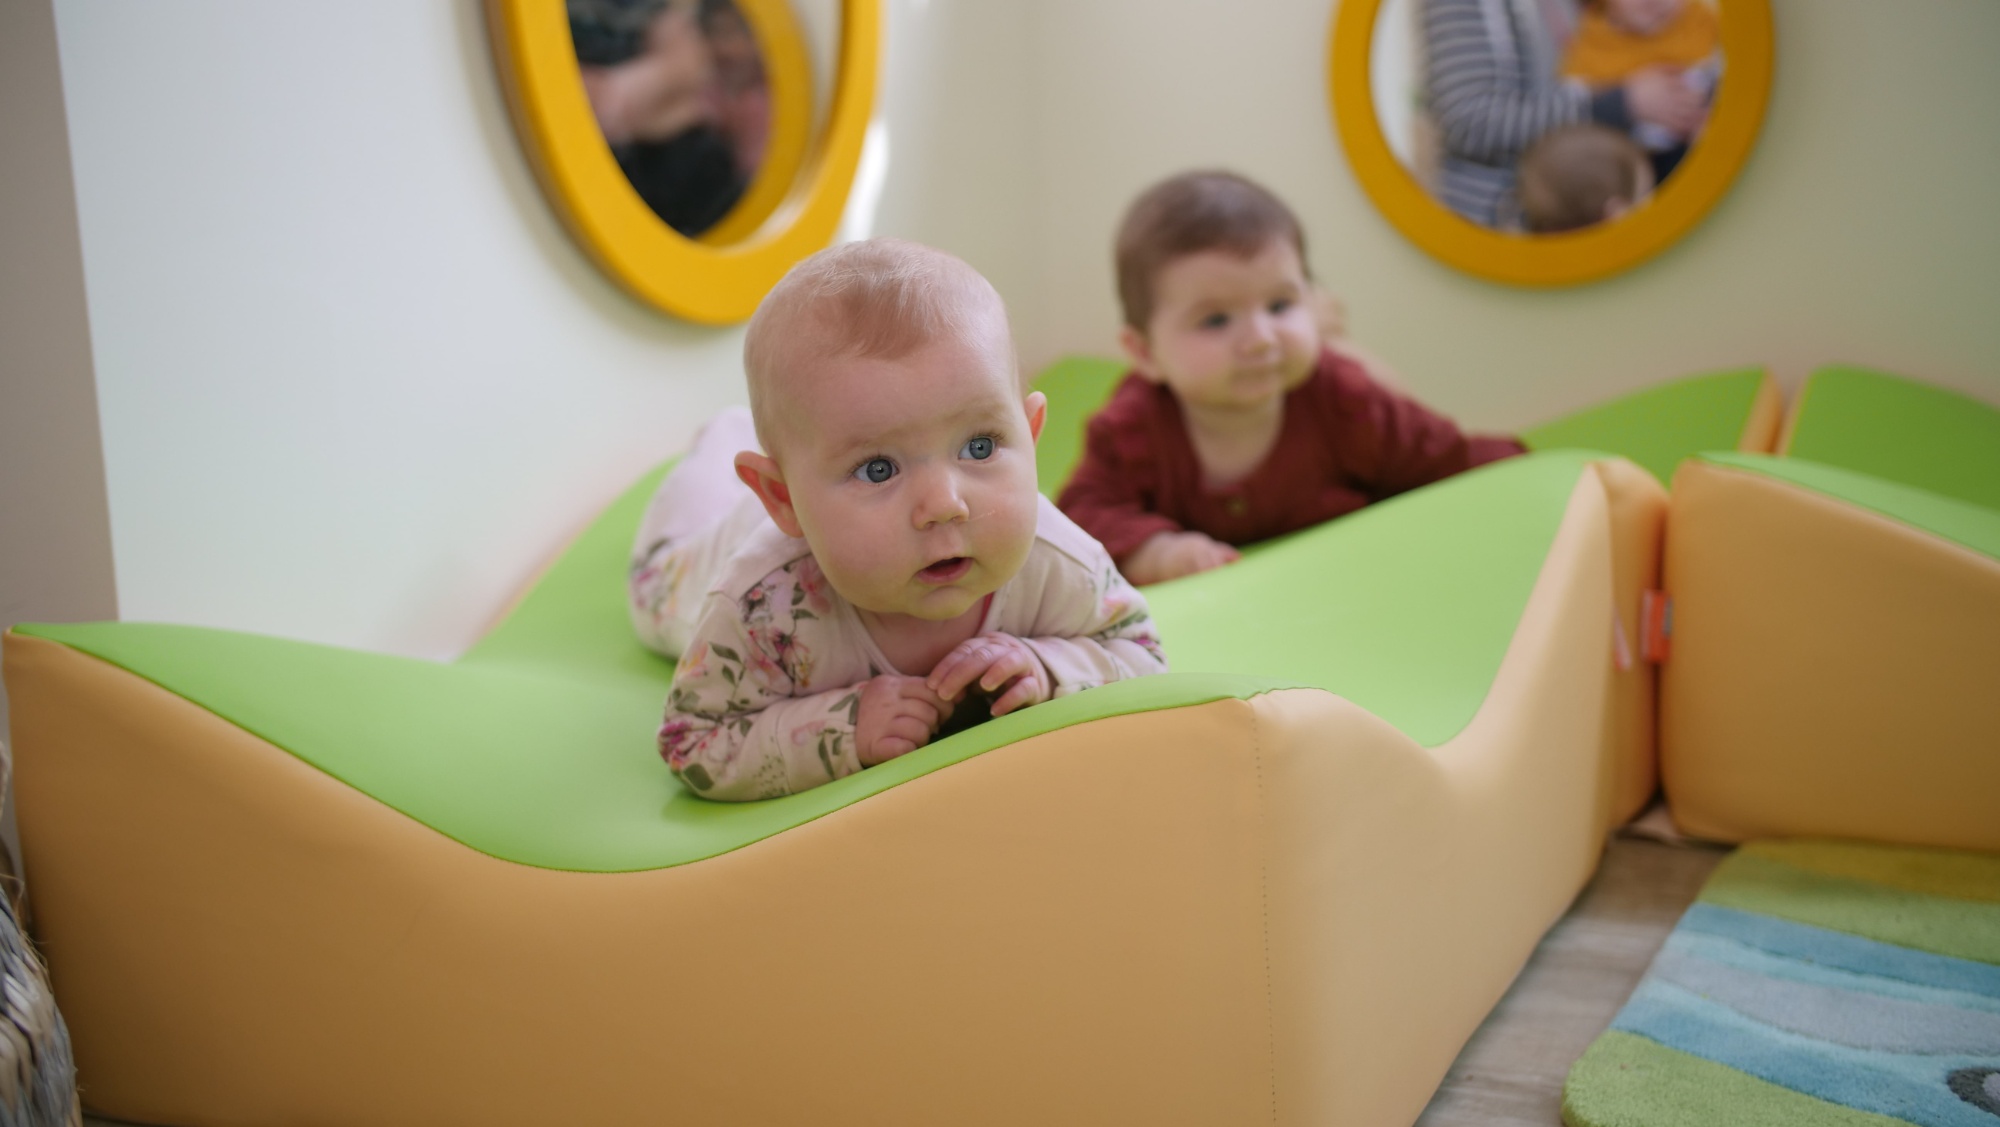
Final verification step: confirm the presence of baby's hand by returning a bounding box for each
[855,674,954,766]
[1624,65,1705,139]
[926,633,1050,718]
[1123,531,1242,586]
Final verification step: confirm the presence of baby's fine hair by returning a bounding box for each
[743,238,1015,450]
[1517,125,1649,234]
[1115,170,1309,331]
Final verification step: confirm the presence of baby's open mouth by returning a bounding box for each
[917,557,973,585]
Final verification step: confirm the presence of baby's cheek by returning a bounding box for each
[979,489,1040,574]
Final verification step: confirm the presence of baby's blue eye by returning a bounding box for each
[1270,298,1294,314]
[1200,312,1229,330]
[961,436,995,461]
[855,457,896,484]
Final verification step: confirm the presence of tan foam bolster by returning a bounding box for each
[1592,457,1667,824]
[1741,370,1785,454]
[1660,461,2000,849]
[1265,470,1619,1126]
[9,633,1276,1126]
[3,464,1637,1126]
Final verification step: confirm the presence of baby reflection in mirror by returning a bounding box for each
[1516,124,1656,234]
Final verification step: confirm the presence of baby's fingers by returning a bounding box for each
[897,678,955,716]
[926,641,997,701]
[977,646,1036,693]
[1200,537,1240,563]
[893,693,944,732]
[876,715,934,760]
[989,674,1044,717]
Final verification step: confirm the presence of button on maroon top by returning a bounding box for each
[1056,348,1526,562]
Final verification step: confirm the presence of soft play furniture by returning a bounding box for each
[10,444,1664,1126]
[1518,365,1783,484]
[1780,363,2000,509]
[1029,358,1780,835]
[1660,366,2000,852]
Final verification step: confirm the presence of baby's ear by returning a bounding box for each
[1118,325,1163,383]
[1023,391,1047,444]
[1310,287,1348,340]
[734,451,805,538]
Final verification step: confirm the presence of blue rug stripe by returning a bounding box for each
[1669,932,2000,1017]
[1614,978,2000,1127]
[1652,948,2000,1054]
[1680,904,2000,996]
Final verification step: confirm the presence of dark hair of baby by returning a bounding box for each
[1115,171,1308,330]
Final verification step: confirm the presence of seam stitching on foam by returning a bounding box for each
[1250,699,1278,1124]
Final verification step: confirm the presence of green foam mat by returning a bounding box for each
[1786,366,2000,513]
[1562,841,2000,1127]
[17,450,1614,873]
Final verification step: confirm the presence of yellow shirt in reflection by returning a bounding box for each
[1562,2,1720,86]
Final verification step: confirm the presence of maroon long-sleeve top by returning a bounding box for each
[1056,348,1526,562]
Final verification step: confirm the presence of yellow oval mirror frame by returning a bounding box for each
[487,0,880,324]
[1328,0,1772,287]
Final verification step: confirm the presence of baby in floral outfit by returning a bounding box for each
[630,238,1168,801]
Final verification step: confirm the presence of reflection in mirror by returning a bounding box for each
[1373,0,1722,235]
[569,0,837,239]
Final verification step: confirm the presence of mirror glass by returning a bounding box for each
[1372,0,1724,235]
[568,0,839,240]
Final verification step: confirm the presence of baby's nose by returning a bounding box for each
[913,468,971,527]
[1242,310,1278,346]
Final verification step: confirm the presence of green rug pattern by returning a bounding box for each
[1563,840,2000,1127]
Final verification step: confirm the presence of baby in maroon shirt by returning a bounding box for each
[1057,171,1525,585]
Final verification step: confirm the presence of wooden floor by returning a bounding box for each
[1413,834,1729,1127]
[83,834,1726,1127]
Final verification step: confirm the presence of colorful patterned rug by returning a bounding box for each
[1563,839,2000,1127]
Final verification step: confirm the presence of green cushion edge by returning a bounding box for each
[1786,365,2000,513]
[1696,452,2000,561]
[1520,365,1767,485]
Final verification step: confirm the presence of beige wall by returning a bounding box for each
[1016,0,2000,431]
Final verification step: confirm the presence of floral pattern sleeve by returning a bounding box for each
[1016,558,1169,696]
[657,558,866,802]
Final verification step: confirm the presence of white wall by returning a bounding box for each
[53,4,741,659]
[1016,0,2000,431]
[50,0,1037,661]
[36,0,2000,666]
[46,1,1022,661]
